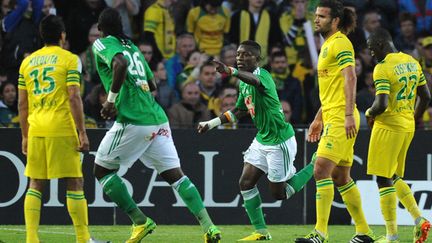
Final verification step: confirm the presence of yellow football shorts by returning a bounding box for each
[317,108,360,166]
[367,127,414,178]
[25,136,83,179]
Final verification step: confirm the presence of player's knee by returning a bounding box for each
[66,177,84,191]
[332,174,351,187]
[238,177,255,190]
[270,190,286,200]
[29,179,47,192]
[376,176,393,188]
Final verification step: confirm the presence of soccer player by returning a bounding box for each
[92,8,221,243]
[197,40,315,241]
[365,28,431,243]
[18,15,105,243]
[295,1,377,242]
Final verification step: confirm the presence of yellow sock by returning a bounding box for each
[66,191,90,243]
[379,187,397,238]
[394,177,421,220]
[338,180,370,234]
[24,188,42,243]
[315,178,334,236]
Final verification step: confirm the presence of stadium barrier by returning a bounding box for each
[0,128,431,225]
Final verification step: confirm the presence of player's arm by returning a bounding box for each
[341,65,357,139]
[68,85,89,152]
[18,89,28,155]
[212,60,264,92]
[366,94,389,117]
[101,53,128,119]
[414,83,431,122]
[197,107,249,133]
[307,107,323,142]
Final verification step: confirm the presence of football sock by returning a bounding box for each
[338,180,370,234]
[379,187,398,238]
[287,162,314,193]
[394,177,421,221]
[66,191,91,243]
[173,176,213,232]
[99,173,147,225]
[241,187,268,234]
[315,178,333,236]
[24,188,42,243]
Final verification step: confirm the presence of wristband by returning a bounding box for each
[207,117,222,129]
[107,91,118,103]
[223,110,237,122]
[228,67,239,77]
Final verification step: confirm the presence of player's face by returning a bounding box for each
[314,7,334,34]
[236,45,258,72]
[367,38,384,61]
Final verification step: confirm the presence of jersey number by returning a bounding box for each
[123,51,145,77]
[29,67,55,95]
[397,74,417,100]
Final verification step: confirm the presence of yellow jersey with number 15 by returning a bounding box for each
[373,52,426,132]
[317,31,355,113]
[18,46,82,137]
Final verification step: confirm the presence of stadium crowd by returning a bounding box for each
[0,0,432,129]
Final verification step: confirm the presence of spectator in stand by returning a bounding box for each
[355,57,366,91]
[220,44,238,87]
[217,90,238,129]
[358,44,375,72]
[279,0,315,66]
[168,81,211,128]
[412,32,431,60]
[143,0,176,62]
[137,40,158,70]
[42,0,56,16]
[0,0,43,82]
[171,0,192,35]
[80,23,101,98]
[1,0,11,18]
[176,50,202,93]
[420,36,432,76]
[84,84,108,128]
[152,61,178,111]
[0,81,18,127]
[394,12,417,56]
[186,0,230,57]
[269,51,302,124]
[165,33,196,90]
[229,0,281,65]
[356,69,374,114]
[399,0,432,33]
[104,0,139,38]
[67,0,106,54]
[344,2,366,53]
[280,100,292,123]
[360,9,382,42]
[197,61,221,114]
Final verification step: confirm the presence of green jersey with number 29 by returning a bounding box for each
[93,36,168,125]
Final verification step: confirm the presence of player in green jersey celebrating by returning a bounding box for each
[92,8,221,243]
[198,40,315,241]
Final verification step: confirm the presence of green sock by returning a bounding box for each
[241,187,267,233]
[287,162,314,192]
[174,176,213,232]
[99,173,146,225]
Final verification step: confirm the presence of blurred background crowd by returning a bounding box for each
[0,0,431,129]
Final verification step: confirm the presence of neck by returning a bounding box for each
[248,5,261,14]
[322,29,338,40]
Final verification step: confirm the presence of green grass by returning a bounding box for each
[0,225,414,243]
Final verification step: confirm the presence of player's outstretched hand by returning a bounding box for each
[101,101,117,120]
[366,116,374,129]
[345,115,357,139]
[212,60,230,74]
[77,131,89,152]
[21,137,28,155]
[197,122,210,134]
[307,119,323,143]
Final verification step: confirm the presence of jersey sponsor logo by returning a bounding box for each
[244,95,255,118]
[145,128,170,141]
[135,79,150,92]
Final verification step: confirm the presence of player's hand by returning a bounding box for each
[366,116,375,129]
[101,101,117,120]
[77,131,89,152]
[197,122,210,134]
[307,119,323,142]
[345,115,357,139]
[21,137,28,155]
[212,60,230,74]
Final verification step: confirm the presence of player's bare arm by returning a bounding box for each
[18,89,29,155]
[414,84,432,123]
[212,60,264,92]
[341,65,357,139]
[307,108,323,143]
[68,85,89,152]
[365,93,388,128]
[197,107,249,133]
[101,53,127,119]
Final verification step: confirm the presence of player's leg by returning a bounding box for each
[375,176,398,242]
[24,179,47,243]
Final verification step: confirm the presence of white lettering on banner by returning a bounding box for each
[0,151,27,207]
[45,180,62,206]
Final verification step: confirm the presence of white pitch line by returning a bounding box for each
[0,228,74,235]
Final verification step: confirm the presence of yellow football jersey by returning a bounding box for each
[317,31,355,112]
[186,6,230,56]
[373,52,426,132]
[18,46,82,137]
[144,0,175,59]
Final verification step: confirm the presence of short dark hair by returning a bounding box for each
[39,15,65,45]
[399,12,417,26]
[98,8,128,42]
[199,61,215,73]
[270,51,287,62]
[369,27,393,43]
[318,0,356,34]
[239,40,261,59]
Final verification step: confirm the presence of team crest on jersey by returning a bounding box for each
[135,79,150,91]
[322,47,328,58]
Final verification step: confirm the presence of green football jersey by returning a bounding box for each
[236,67,295,145]
[93,36,168,125]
